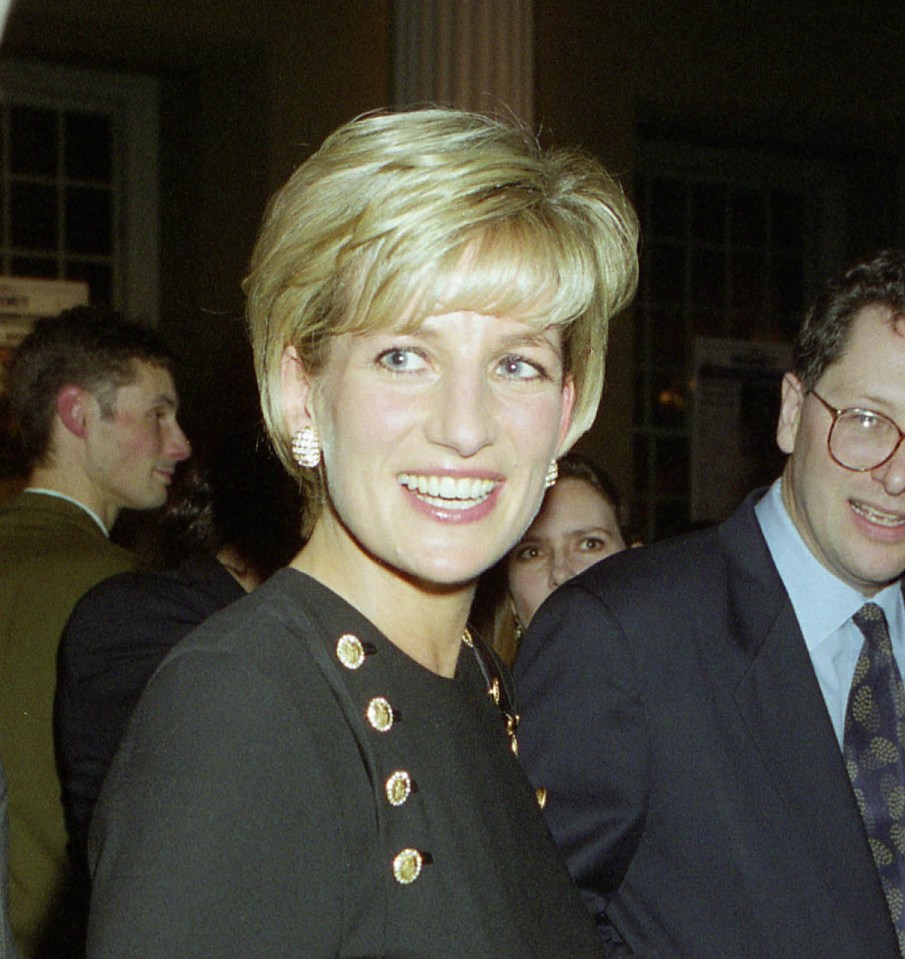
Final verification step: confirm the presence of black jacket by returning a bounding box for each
[515,490,899,959]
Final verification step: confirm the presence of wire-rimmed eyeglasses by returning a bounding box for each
[809,390,905,472]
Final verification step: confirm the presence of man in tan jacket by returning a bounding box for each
[0,308,190,957]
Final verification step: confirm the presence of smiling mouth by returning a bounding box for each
[852,500,905,528]
[398,473,498,510]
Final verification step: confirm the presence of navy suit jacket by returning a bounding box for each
[515,490,900,959]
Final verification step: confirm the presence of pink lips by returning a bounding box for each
[401,476,502,524]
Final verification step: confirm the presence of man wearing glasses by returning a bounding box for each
[515,249,905,959]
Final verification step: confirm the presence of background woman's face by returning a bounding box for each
[507,477,626,627]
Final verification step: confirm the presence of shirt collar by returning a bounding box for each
[755,478,902,650]
[24,487,109,536]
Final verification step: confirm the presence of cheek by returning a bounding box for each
[508,563,542,604]
[501,395,566,456]
[575,553,602,572]
[320,390,413,464]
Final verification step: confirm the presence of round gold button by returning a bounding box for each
[385,770,412,806]
[392,848,423,884]
[367,697,394,732]
[336,633,366,670]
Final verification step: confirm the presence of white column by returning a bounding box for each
[393,0,534,125]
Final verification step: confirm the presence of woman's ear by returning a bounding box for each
[279,346,315,436]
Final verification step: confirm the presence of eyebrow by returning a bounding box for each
[562,526,616,540]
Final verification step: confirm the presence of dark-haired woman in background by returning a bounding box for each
[472,452,632,664]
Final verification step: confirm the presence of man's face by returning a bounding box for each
[777,304,905,595]
[84,361,191,519]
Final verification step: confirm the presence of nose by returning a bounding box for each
[873,440,905,496]
[424,367,496,457]
[548,549,577,589]
[167,422,192,463]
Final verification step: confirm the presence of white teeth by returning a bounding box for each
[398,473,497,507]
[852,501,905,527]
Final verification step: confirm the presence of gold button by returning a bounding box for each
[535,786,547,809]
[386,770,412,806]
[488,677,501,705]
[336,633,366,670]
[392,848,423,884]
[367,697,395,732]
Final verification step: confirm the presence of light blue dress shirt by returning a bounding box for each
[755,478,905,748]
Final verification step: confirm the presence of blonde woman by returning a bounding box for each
[87,108,638,959]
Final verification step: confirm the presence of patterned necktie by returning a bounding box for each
[844,602,905,956]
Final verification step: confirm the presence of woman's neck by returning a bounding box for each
[290,523,474,678]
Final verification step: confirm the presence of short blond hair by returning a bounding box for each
[245,108,638,512]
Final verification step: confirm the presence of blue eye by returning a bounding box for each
[377,349,427,373]
[497,355,546,380]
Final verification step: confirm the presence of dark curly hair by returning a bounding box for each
[794,249,905,390]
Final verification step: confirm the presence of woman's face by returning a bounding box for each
[507,476,626,627]
[288,309,574,590]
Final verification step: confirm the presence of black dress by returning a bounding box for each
[87,569,605,958]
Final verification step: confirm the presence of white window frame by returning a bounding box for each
[0,58,159,323]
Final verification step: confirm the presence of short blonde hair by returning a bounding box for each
[245,108,638,512]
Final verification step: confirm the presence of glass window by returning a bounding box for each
[633,135,844,541]
[0,60,158,318]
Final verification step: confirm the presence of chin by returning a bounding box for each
[402,560,484,590]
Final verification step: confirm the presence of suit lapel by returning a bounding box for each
[724,495,899,953]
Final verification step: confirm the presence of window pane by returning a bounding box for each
[649,307,686,367]
[633,433,650,493]
[650,369,688,429]
[730,186,766,246]
[731,250,766,315]
[10,256,56,278]
[65,186,112,254]
[647,242,685,304]
[648,178,686,240]
[770,254,805,322]
[656,435,690,494]
[690,248,726,310]
[10,105,57,176]
[65,260,112,305]
[691,182,727,244]
[11,181,57,248]
[771,190,805,250]
[65,112,113,182]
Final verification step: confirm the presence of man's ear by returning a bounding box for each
[279,346,316,436]
[776,372,805,455]
[56,386,91,439]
